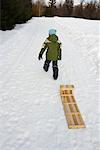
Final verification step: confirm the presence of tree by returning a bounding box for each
[96,1,100,19]
[49,0,56,7]
[73,1,84,18]
[0,0,17,30]
[0,0,32,30]
[16,0,32,23]
[63,0,74,16]
[56,3,64,17]
[46,0,56,16]
[32,0,46,17]
[83,1,97,19]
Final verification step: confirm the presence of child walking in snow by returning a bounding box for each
[38,29,62,80]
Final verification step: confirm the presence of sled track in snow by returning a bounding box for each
[1,30,38,88]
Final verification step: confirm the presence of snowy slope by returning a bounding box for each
[0,17,100,150]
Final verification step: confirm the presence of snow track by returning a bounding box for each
[0,17,100,150]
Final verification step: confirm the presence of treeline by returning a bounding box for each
[32,0,100,20]
[0,0,32,30]
[73,1,100,20]
[0,0,100,30]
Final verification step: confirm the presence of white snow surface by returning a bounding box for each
[0,17,100,150]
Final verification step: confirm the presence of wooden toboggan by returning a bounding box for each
[60,85,86,129]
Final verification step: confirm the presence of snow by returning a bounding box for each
[0,17,100,150]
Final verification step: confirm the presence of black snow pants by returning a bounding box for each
[43,60,58,80]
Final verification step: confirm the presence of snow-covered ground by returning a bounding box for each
[0,17,100,150]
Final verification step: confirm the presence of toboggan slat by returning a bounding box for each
[60,85,86,129]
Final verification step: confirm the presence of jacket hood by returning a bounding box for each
[48,35,58,43]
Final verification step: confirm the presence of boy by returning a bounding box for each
[38,29,62,80]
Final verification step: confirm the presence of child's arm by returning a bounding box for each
[38,39,48,60]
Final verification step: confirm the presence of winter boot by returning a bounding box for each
[43,61,50,72]
[53,66,58,80]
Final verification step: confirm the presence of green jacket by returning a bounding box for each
[39,35,62,61]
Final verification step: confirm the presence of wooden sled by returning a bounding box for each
[60,85,86,129]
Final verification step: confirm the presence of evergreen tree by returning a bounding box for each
[15,0,32,23]
[0,0,32,30]
[0,0,17,30]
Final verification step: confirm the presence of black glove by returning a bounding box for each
[38,53,42,60]
[58,55,61,60]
